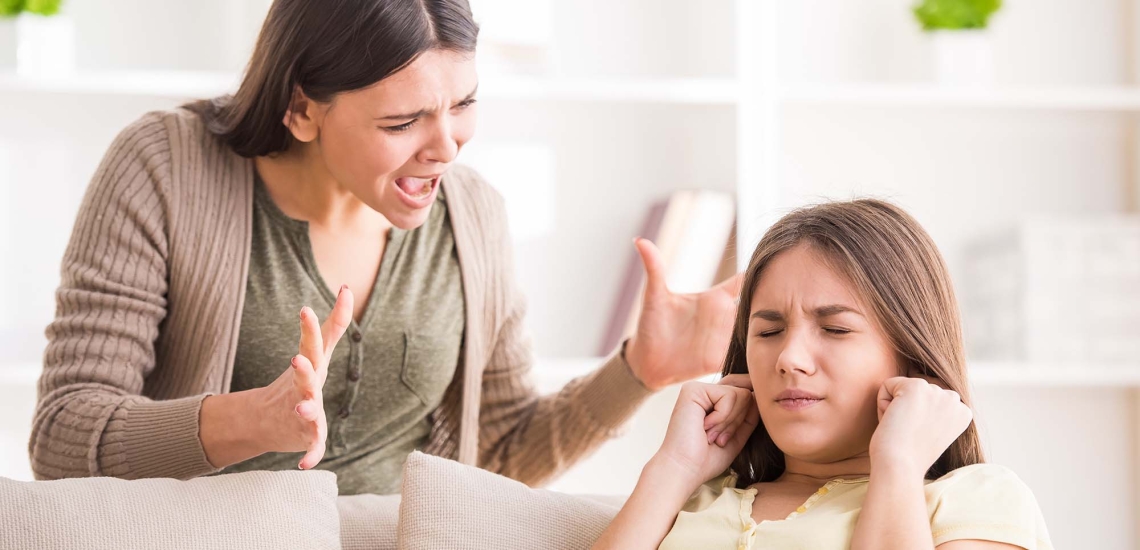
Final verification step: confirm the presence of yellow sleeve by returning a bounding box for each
[927,464,1054,550]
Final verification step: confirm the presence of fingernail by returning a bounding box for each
[299,307,306,319]
[291,355,300,368]
[339,284,347,296]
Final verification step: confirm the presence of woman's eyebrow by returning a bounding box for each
[750,304,862,322]
[375,85,479,121]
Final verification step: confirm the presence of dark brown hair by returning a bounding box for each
[186,0,479,157]
[725,199,985,487]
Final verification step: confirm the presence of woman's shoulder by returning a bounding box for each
[104,105,236,176]
[439,163,511,246]
[440,163,505,211]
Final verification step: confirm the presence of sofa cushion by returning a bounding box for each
[397,451,620,550]
[339,492,400,550]
[0,470,340,550]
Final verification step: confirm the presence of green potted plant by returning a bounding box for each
[913,0,1002,86]
[0,0,73,76]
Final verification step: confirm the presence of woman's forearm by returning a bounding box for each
[850,461,935,550]
[198,389,270,469]
[592,455,697,550]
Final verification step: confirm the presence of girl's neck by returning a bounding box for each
[776,453,871,486]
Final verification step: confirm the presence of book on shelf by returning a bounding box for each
[597,190,737,356]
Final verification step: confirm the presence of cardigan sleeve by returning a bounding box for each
[29,112,218,481]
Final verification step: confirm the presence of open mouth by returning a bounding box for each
[394,176,438,200]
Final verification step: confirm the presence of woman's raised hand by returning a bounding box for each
[625,238,742,390]
[257,286,354,469]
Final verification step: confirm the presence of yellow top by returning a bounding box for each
[659,464,1052,550]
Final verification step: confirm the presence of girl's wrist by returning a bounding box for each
[869,453,927,482]
[644,452,706,498]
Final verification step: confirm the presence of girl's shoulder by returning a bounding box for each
[925,464,1053,550]
[928,463,1028,494]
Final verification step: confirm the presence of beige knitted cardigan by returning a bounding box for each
[29,107,653,486]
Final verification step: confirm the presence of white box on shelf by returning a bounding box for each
[962,216,1140,364]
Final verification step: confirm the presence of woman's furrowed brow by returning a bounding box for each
[374,85,479,121]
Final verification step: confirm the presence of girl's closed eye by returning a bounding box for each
[381,120,416,133]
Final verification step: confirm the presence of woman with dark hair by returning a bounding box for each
[595,200,1052,549]
[28,0,740,496]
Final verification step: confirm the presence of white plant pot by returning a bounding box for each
[12,13,76,77]
[0,18,16,70]
[931,30,993,87]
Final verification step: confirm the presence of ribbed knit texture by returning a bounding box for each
[29,107,654,486]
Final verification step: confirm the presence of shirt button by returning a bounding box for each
[351,331,362,343]
[338,406,351,419]
[818,487,829,495]
[795,506,807,514]
[347,367,361,382]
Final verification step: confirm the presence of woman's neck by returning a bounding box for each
[254,144,388,232]
[776,452,872,485]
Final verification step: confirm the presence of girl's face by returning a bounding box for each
[301,48,478,229]
[746,244,900,464]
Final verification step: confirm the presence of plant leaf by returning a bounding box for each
[0,0,27,18]
[913,0,1002,31]
[24,0,62,16]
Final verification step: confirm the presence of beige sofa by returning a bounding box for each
[1,452,623,550]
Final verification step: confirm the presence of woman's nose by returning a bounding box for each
[418,118,459,165]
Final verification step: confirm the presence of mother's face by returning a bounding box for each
[299,48,478,229]
[746,244,901,464]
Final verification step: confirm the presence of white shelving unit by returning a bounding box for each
[0,0,1136,547]
[0,70,739,104]
[534,358,1140,389]
[780,84,1140,112]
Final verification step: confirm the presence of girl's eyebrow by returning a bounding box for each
[751,304,863,322]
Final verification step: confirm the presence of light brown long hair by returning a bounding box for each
[725,199,984,487]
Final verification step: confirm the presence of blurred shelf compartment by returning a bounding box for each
[968,362,1140,387]
[0,70,739,104]
[779,84,1140,112]
[0,70,241,98]
[533,357,1140,389]
[478,74,738,104]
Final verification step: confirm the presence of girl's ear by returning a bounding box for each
[906,362,950,389]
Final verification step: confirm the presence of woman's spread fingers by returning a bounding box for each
[322,286,354,356]
[295,399,320,421]
[298,306,324,367]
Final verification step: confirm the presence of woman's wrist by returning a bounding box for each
[199,389,269,469]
